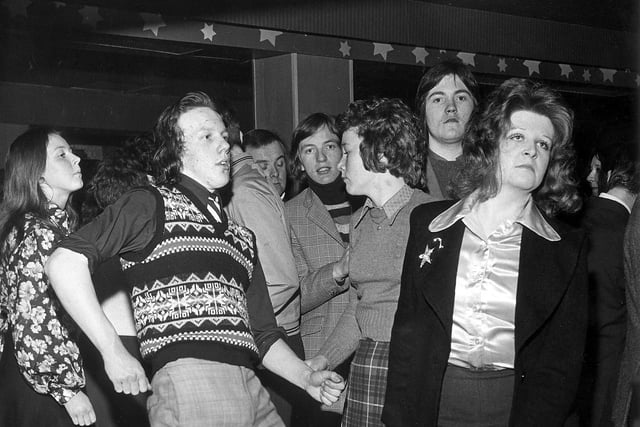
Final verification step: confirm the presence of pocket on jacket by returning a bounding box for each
[301,315,324,336]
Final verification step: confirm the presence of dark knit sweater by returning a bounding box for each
[120,184,278,374]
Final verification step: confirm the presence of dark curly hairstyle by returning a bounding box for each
[290,113,340,181]
[415,59,480,131]
[599,143,639,194]
[595,121,639,194]
[453,78,581,217]
[153,91,226,185]
[89,133,156,210]
[336,98,425,187]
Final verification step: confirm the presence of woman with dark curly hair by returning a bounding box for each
[310,98,437,427]
[383,78,587,427]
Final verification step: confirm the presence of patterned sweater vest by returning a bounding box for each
[120,185,259,361]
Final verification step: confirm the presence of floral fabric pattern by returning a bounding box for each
[0,206,84,405]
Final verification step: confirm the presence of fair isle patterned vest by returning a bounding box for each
[120,184,259,360]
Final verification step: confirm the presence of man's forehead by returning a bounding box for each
[178,107,225,131]
[248,141,285,157]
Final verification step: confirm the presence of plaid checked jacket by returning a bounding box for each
[285,188,350,357]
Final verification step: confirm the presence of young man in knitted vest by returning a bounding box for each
[46,92,345,426]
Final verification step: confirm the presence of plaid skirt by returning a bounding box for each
[342,339,390,427]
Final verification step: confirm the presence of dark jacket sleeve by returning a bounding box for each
[383,208,427,427]
[246,258,287,359]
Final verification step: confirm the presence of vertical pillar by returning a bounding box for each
[253,53,352,146]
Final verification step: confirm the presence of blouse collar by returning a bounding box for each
[429,192,560,242]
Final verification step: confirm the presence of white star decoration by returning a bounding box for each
[412,47,428,64]
[559,64,573,78]
[373,43,394,61]
[201,23,216,42]
[339,41,351,57]
[419,238,444,268]
[259,29,282,47]
[141,13,166,37]
[600,68,616,83]
[456,52,476,67]
[79,5,101,28]
[582,69,591,82]
[523,60,541,76]
[497,58,507,72]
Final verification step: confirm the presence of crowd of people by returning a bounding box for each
[0,59,638,427]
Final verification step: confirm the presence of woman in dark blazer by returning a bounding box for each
[383,78,587,427]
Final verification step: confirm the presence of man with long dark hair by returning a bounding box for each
[415,59,480,199]
[45,92,344,426]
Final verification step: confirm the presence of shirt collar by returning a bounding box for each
[230,151,254,177]
[178,173,211,206]
[599,192,633,214]
[428,149,462,162]
[354,184,414,228]
[230,151,281,198]
[429,192,560,241]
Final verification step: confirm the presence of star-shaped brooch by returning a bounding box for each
[419,237,444,268]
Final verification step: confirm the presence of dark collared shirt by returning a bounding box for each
[60,173,282,362]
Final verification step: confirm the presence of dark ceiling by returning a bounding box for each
[78,0,639,32]
[417,0,638,32]
[0,0,636,147]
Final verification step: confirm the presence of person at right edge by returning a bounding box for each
[576,124,637,427]
[384,78,587,427]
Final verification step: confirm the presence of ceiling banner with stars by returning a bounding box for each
[2,1,638,89]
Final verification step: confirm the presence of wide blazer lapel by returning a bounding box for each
[514,226,576,353]
[416,219,466,331]
[303,189,344,245]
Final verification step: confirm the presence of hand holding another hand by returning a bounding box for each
[332,248,350,283]
[305,354,329,371]
[305,369,346,406]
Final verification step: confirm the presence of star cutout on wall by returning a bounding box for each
[497,58,507,72]
[582,69,591,82]
[439,49,447,54]
[5,0,30,18]
[456,52,476,67]
[259,29,283,47]
[412,47,428,64]
[339,41,351,57]
[373,43,394,61]
[523,60,541,76]
[600,68,616,83]
[79,5,101,28]
[201,23,216,42]
[559,64,573,78]
[140,13,166,37]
